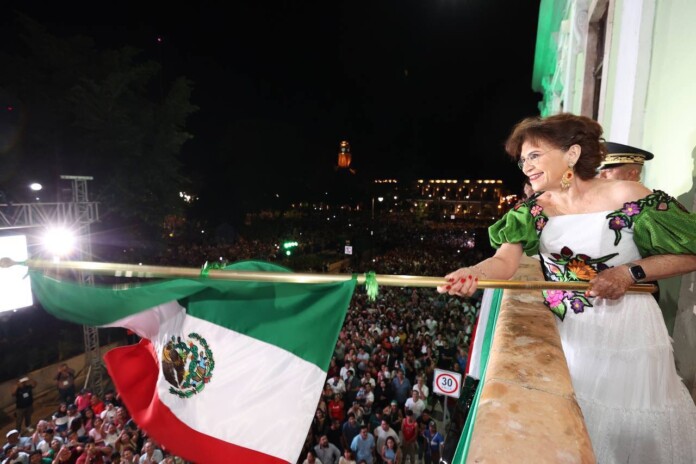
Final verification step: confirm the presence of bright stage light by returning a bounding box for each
[29,183,43,191]
[42,227,76,256]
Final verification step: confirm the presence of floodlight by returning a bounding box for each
[42,227,77,256]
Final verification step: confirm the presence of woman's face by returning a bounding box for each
[520,140,567,192]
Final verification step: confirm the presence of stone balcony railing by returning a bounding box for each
[465,255,596,464]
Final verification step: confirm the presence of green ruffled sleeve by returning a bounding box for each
[632,190,696,257]
[489,201,542,256]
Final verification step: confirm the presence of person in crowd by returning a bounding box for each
[117,446,138,464]
[112,431,134,458]
[12,376,37,433]
[372,420,399,460]
[403,390,425,421]
[99,402,117,425]
[340,413,361,454]
[522,179,534,199]
[42,438,63,463]
[87,397,105,418]
[390,370,411,410]
[327,374,346,398]
[327,393,346,424]
[350,426,375,464]
[112,408,130,432]
[74,439,106,464]
[372,379,392,414]
[2,444,30,464]
[439,112,696,464]
[421,422,443,464]
[27,450,43,464]
[3,430,33,456]
[51,403,70,438]
[597,141,653,181]
[314,434,341,464]
[382,402,402,436]
[338,448,356,464]
[411,375,429,404]
[311,409,330,444]
[63,431,81,451]
[102,391,120,409]
[87,417,105,445]
[54,365,77,405]
[326,419,343,454]
[346,401,364,427]
[344,369,362,406]
[359,383,374,419]
[136,439,162,464]
[101,423,119,449]
[379,436,401,464]
[81,409,96,434]
[74,390,91,415]
[302,449,322,464]
[339,361,354,381]
[30,420,49,451]
[67,414,86,444]
[399,410,418,464]
[415,410,433,463]
[36,428,62,456]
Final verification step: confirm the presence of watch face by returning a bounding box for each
[631,265,646,281]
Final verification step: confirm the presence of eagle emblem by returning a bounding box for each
[161,333,215,398]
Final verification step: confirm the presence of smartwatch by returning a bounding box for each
[625,262,647,283]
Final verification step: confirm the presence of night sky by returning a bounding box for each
[3,1,541,212]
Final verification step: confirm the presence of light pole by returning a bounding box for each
[371,196,383,220]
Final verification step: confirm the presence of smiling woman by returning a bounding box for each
[438,113,696,464]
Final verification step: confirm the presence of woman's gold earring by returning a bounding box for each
[560,166,574,190]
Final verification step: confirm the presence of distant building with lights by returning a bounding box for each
[369,178,517,222]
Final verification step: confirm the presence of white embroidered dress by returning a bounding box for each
[490,190,696,464]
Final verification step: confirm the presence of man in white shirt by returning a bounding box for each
[327,374,346,397]
[404,390,426,420]
[413,374,429,402]
[373,420,399,456]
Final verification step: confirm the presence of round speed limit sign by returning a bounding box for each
[433,368,462,398]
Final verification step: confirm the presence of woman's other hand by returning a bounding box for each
[437,267,480,297]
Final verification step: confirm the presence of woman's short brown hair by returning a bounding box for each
[504,113,607,180]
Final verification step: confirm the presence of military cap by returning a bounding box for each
[600,142,654,169]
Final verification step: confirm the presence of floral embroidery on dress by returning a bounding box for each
[606,190,683,245]
[521,192,548,233]
[542,246,618,320]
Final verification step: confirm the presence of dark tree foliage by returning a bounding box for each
[0,13,198,232]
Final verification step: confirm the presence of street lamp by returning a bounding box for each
[371,196,383,220]
[29,182,42,201]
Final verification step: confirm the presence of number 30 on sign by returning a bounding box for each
[433,368,462,398]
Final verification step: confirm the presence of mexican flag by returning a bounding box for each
[30,261,356,464]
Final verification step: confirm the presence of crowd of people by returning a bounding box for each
[293,230,487,464]
[4,370,186,464]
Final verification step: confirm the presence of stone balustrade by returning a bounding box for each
[466,255,596,464]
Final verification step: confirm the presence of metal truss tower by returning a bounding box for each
[0,175,103,396]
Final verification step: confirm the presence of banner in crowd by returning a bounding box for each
[30,260,356,464]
